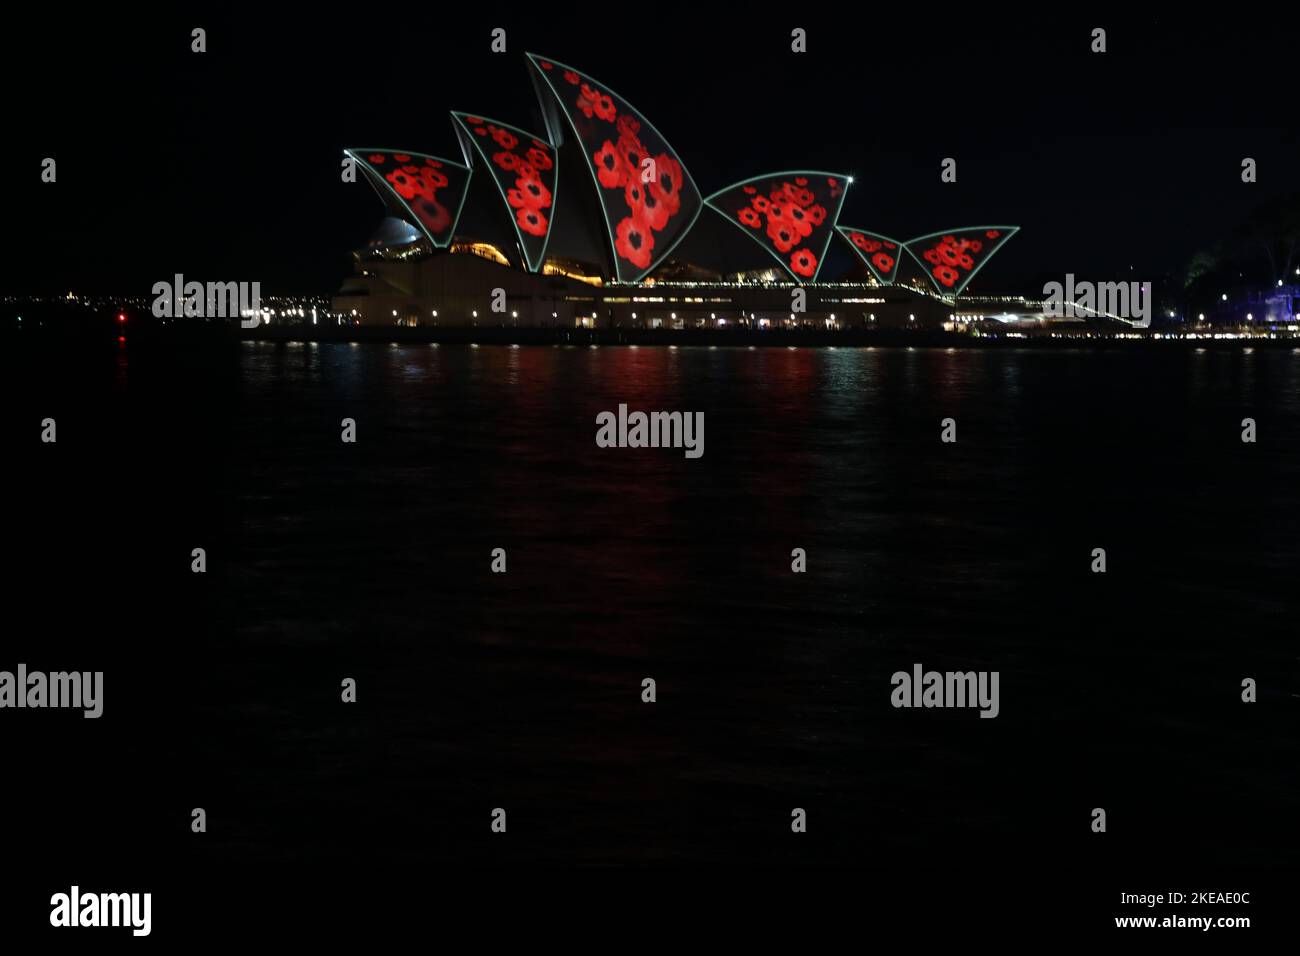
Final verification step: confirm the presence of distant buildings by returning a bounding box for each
[333,54,1018,331]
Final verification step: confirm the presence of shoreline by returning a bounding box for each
[237,325,1300,349]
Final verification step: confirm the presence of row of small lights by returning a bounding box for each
[383,309,921,324]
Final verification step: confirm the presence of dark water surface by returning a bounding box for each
[7,342,1299,888]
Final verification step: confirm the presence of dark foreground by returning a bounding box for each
[3,327,1297,939]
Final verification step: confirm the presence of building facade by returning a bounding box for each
[332,54,1018,331]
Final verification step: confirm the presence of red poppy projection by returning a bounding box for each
[836,227,904,285]
[705,172,849,281]
[527,53,702,283]
[903,226,1020,296]
[452,113,558,272]
[346,149,472,248]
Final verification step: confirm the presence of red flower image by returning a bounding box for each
[354,147,475,250]
[490,126,518,150]
[593,93,616,122]
[790,248,817,277]
[386,167,426,200]
[915,234,985,275]
[515,174,552,210]
[783,203,814,238]
[594,141,625,188]
[639,190,670,232]
[540,61,553,70]
[577,83,615,121]
[933,265,959,287]
[615,215,654,269]
[767,217,798,253]
[455,114,559,267]
[411,196,451,237]
[466,117,484,125]
[533,54,702,279]
[841,229,903,283]
[616,114,641,139]
[711,171,848,280]
[903,229,1015,292]
[650,155,683,216]
[827,177,838,187]
[780,182,815,208]
[517,206,548,236]
[617,133,647,178]
[625,180,648,218]
[526,147,553,171]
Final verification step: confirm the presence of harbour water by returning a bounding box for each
[6,341,1298,885]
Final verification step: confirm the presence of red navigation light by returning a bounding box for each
[117,313,127,323]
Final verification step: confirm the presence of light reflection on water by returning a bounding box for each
[176,344,1300,862]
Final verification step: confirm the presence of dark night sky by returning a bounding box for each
[3,9,1296,295]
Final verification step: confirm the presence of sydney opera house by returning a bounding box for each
[333,53,1020,331]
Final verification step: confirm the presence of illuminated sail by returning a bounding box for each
[527,53,702,282]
